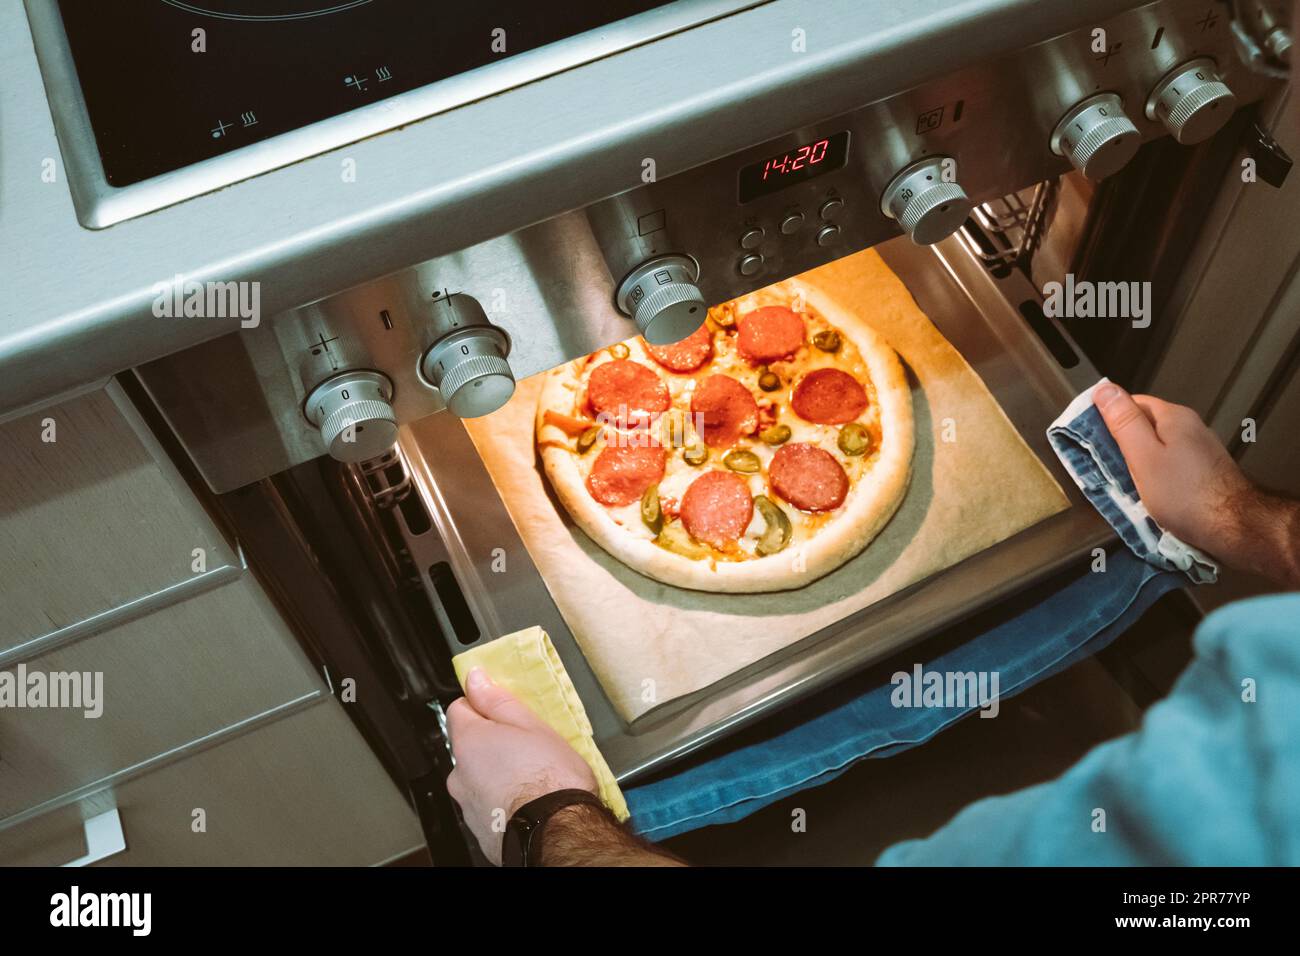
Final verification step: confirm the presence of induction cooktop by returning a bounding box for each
[29,0,765,226]
[56,0,677,186]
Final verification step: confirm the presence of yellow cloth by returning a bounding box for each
[452,626,629,821]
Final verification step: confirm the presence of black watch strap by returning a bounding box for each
[501,789,607,867]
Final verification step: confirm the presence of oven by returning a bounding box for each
[43,0,1294,860]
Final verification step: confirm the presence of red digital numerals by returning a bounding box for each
[761,138,830,181]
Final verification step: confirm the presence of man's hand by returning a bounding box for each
[1096,383,1300,586]
[445,667,597,864]
[1094,383,1253,545]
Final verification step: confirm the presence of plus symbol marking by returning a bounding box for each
[1096,40,1124,67]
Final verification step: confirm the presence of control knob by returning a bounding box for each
[880,157,974,245]
[305,370,398,463]
[615,255,707,345]
[1050,93,1141,180]
[1146,58,1236,145]
[420,294,516,418]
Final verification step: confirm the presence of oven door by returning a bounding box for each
[377,233,1112,781]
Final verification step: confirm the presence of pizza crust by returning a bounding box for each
[536,277,914,593]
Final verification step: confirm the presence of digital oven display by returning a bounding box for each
[737,130,850,203]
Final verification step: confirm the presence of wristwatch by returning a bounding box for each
[501,788,608,867]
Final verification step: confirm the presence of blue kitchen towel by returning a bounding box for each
[1046,378,1218,584]
[626,549,1183,840]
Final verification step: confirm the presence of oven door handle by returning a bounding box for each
[60,808,127,867]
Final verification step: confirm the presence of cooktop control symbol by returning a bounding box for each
[420,294,516,418]
[615,255,706,346]
[1050,92,1141,180]
[305,370,398,462]
[880,157,973,245]
[1145,58,1236,145]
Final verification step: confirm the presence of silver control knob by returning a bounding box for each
[880,157,974,245]
[1265,27,1293,65]
[420,294,515,419]
[1051,93,1141,180]
[305,370,398,463]
[615,255,707,346]
[1145,58,1237,145]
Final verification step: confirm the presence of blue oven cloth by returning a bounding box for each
[1046,378,1218,584]
[625,549,1184,840]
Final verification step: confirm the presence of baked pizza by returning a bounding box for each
[535,278,914,593]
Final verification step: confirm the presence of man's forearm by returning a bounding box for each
[1267,493,1300,588]
[1224,487,1300,588]
[537,803,685,867]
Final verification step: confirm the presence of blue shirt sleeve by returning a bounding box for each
[876,593,1300,865]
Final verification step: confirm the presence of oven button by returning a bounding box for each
[740,227,765,249]
[1145,58,1236,145]
[1050,92,1141,180]
[615,254,707,345]
[738,253,765,276]
[780,212,805,235]
[420,294,516,418]
[305,370,398,463]
[815,225,842,247]
[819,197,845,221]
[880,156,973,245]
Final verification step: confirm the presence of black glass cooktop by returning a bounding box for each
[55,0,671,187]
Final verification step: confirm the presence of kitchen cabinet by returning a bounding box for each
[0,384,241,665]
[0,575,327,821]
[0,700,423,866]
[0,383,425,864]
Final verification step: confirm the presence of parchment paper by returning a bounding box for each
[464,248,1069,722]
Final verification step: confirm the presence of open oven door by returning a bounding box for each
[361,233,1114,782]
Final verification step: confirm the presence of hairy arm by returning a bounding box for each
[1222,486,1300,587]
[537,803,686,867]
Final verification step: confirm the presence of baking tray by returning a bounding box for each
[397,234,1113,782]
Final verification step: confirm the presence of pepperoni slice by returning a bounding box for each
[585,442,666,507]
[736,306,805,364]
[680,471,754,548]
[643,325,713,373]
[690,375,759,448]
[769,442,849,512]
[791,368,868,425]
[586,359,670,427]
